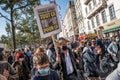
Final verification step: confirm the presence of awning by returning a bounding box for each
[103,26,120,34]
[85,34,98,38]
[78,35,85,40]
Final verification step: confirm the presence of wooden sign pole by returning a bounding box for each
[51,35,58,55]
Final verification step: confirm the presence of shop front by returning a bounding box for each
[102,19,120,37]
[78,33,98,40]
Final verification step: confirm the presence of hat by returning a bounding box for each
[58,37,70,43]
[47,41,53,46]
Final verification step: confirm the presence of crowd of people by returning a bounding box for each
[0,35,120,80]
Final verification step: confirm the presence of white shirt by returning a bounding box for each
[46,49,52,62]
[65,51,74,75]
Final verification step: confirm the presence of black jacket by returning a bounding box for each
[59,48,78,80]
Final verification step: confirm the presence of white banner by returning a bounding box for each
[34,3,61,38]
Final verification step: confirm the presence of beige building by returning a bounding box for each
[82,0,120,37]
[61,1,78,38]
[74,0,120,37]
[74,0,84,35]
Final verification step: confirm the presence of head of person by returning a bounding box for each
[15,49,21,53]
[34,47,45,55]
[66,39,72,49]
[59,37,69,51]
[111,36,116,42]
[16,52,24,62]
[27,49,30,52]
[33,52,50,75]
[92,39,96,46]
[80,40,84,45]
[21,48,25,53]
[116,36,120,42]
[86,41,91,47]
[47,41,53,49]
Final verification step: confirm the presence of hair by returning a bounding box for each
[112,36,116,41]
[34,47,45,55]
[22,48,24,51]
[15,52,24,61]
[33,52,49,65]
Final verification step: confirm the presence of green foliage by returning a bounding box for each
[0,0,41,49]
[0,0,53,49]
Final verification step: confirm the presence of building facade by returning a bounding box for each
[74,0,84,35]
[61,1,78,39]
[83,0,120,37]
[74,0,120,37]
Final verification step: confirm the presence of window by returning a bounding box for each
[89,3,92,10]
[96,15,100,26]
[93,0,96,6]
[85,7,88,14]
[109,4,116,20]
[88,21,91,30]
[91,18,95,28]
[101,10,107,23]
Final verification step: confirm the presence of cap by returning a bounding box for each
[58,37,70,43]
[47,41,53,46]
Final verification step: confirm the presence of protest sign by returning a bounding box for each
[34,3,61,38]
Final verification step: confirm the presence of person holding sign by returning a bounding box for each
[58,37,80,80]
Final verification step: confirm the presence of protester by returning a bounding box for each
[8,52,14,65]
[12,52,30,80]
[82,41,101,80]
[0,74,7,80]
[72,47,85,80]
[58,37,80,80]
[106,62,120,80]
[91,39,102,71]
[0,49,16,80]
[32,52,59,80]
[46,41,54,63]
[35,46,45,54]
[46,41,57,70]
[26,49,32,57]
[107,36,118,62]
[31,46,46,77]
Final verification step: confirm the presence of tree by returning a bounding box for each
[0,35,7,43]
[0,0,40,50]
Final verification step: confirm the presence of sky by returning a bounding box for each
[0,0,69,37]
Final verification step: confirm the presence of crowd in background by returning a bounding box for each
[0,35,120,80]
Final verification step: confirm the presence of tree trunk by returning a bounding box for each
[11,7,16,51]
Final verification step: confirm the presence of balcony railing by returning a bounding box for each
[84,0,91,5]
[87,0,107,19]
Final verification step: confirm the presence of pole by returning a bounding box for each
[51,35,58,54]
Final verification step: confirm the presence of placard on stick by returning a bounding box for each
[34,3,61,38]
